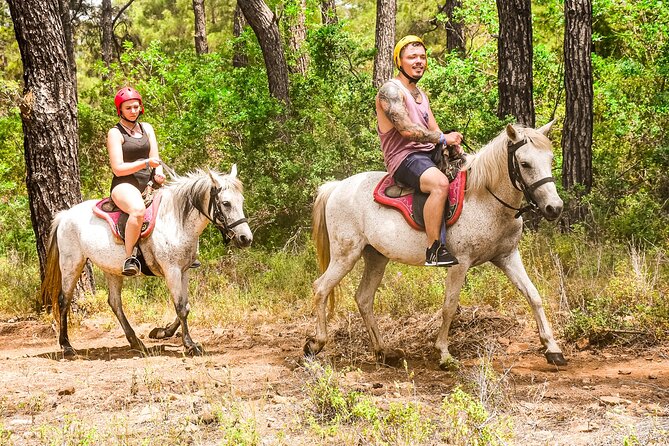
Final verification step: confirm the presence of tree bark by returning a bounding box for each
[320,0,338,25]
[101,0,114,69]
[373,0,396,89]
[237,0,290,104]
[232,3,248,68]
[7,0,89,291]
[562,0,593,199]
[192,0,209,55]
[443,0,465,55]
[496,0,535,127]
[286,0,309,75]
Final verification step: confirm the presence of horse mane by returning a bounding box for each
[463,125,553,194]
[162,169,243,227]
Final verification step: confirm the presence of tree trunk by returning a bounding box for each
[192,0,209,55]
[320,0,338,25]
[496,0,535,127]
[373,0,396,89]
[286,0,309,75]
[237,0,290,104]
[101,0,114,69]
[7,0,94,298]
[232,3,248,68]
[443,0,465,55]
[561,0,593,223]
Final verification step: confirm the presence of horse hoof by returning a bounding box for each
[303,337,322,358]
[439,356,460,372]
[545,352,567,366]
[62,346,76,358]
[186,344,204,356]
[376,349,405,367]
[149,328,167,339]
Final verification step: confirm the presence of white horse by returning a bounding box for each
[41,165,252,356]
[306,123,567,369]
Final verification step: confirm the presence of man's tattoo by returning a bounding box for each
[378,83,441,143]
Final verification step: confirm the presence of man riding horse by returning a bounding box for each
[375,35,464,267]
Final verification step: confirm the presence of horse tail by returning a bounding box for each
[312,181,339,316]
[40,214,62,322]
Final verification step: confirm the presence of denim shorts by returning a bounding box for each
[393,148,440,190]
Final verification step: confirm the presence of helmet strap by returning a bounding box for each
[398,66,421,84]
[120,113,141,125]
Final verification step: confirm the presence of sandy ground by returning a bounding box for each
[0,308,668,445]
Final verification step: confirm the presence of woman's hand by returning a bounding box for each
[153,171,166,184]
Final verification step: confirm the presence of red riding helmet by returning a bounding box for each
[114,87,144,116]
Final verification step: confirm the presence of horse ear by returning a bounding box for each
[537,120,555,136]
[505,124,519,141]
[230,163,238,179]
[208,169,221,187]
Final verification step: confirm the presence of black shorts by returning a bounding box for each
[393,148,440,190]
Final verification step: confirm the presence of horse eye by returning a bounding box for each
[520,162,531,168]
[222,201,231,208]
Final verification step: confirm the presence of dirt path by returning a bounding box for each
[1,313,668,445]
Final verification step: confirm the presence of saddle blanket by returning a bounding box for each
[373,170,467,230]
[92,193,162,241]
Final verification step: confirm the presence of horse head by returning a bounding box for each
[505,122,564,221]
[207,165,253,247]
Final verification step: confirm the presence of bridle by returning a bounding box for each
[487,137,556,219]
[203,185,248,242]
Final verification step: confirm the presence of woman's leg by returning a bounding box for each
[111,184,146,257]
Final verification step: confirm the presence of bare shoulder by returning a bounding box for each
[377,80,404,103]
[141,122,155,134]
[107,126,123,142]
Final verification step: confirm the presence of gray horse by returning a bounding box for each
[306,123,567,369]
[41,165,252,357]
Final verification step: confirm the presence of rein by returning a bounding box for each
[486,137,556,219]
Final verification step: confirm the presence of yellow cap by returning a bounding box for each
[393,35,425,68]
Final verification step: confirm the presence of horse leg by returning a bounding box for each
[164,269,202,356]
[434,264,468,371]
[493,250,567,366]
[304,246,363,357]
[148,317,181,339]
[105,273,148,354]
[57,260,86,357]
[353,246,404,366]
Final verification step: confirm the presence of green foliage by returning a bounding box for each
[303,361,436,443]
[441,386,513,446]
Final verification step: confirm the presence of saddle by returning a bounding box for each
[92,192,163,241]
[373,170,467,231]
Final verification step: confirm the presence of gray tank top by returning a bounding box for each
[110,122,151,194]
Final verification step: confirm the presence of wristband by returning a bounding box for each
[438,133,447,146]
[145,159,150,169]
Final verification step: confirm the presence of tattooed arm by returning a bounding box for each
[376,81,441,143]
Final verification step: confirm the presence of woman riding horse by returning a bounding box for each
[107,86,165,276]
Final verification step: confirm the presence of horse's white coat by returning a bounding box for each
[44,166,252,355]
[308,123,566,367]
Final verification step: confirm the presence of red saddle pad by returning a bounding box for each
[92,193,163,241]
[373,170,467,230]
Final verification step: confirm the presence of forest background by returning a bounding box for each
[0,0,668,351]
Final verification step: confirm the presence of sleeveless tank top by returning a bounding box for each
[110,122,151,194]
[378,79,434,176]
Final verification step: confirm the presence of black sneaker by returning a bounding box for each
[122,256,141,276]
[425,243,459,267]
